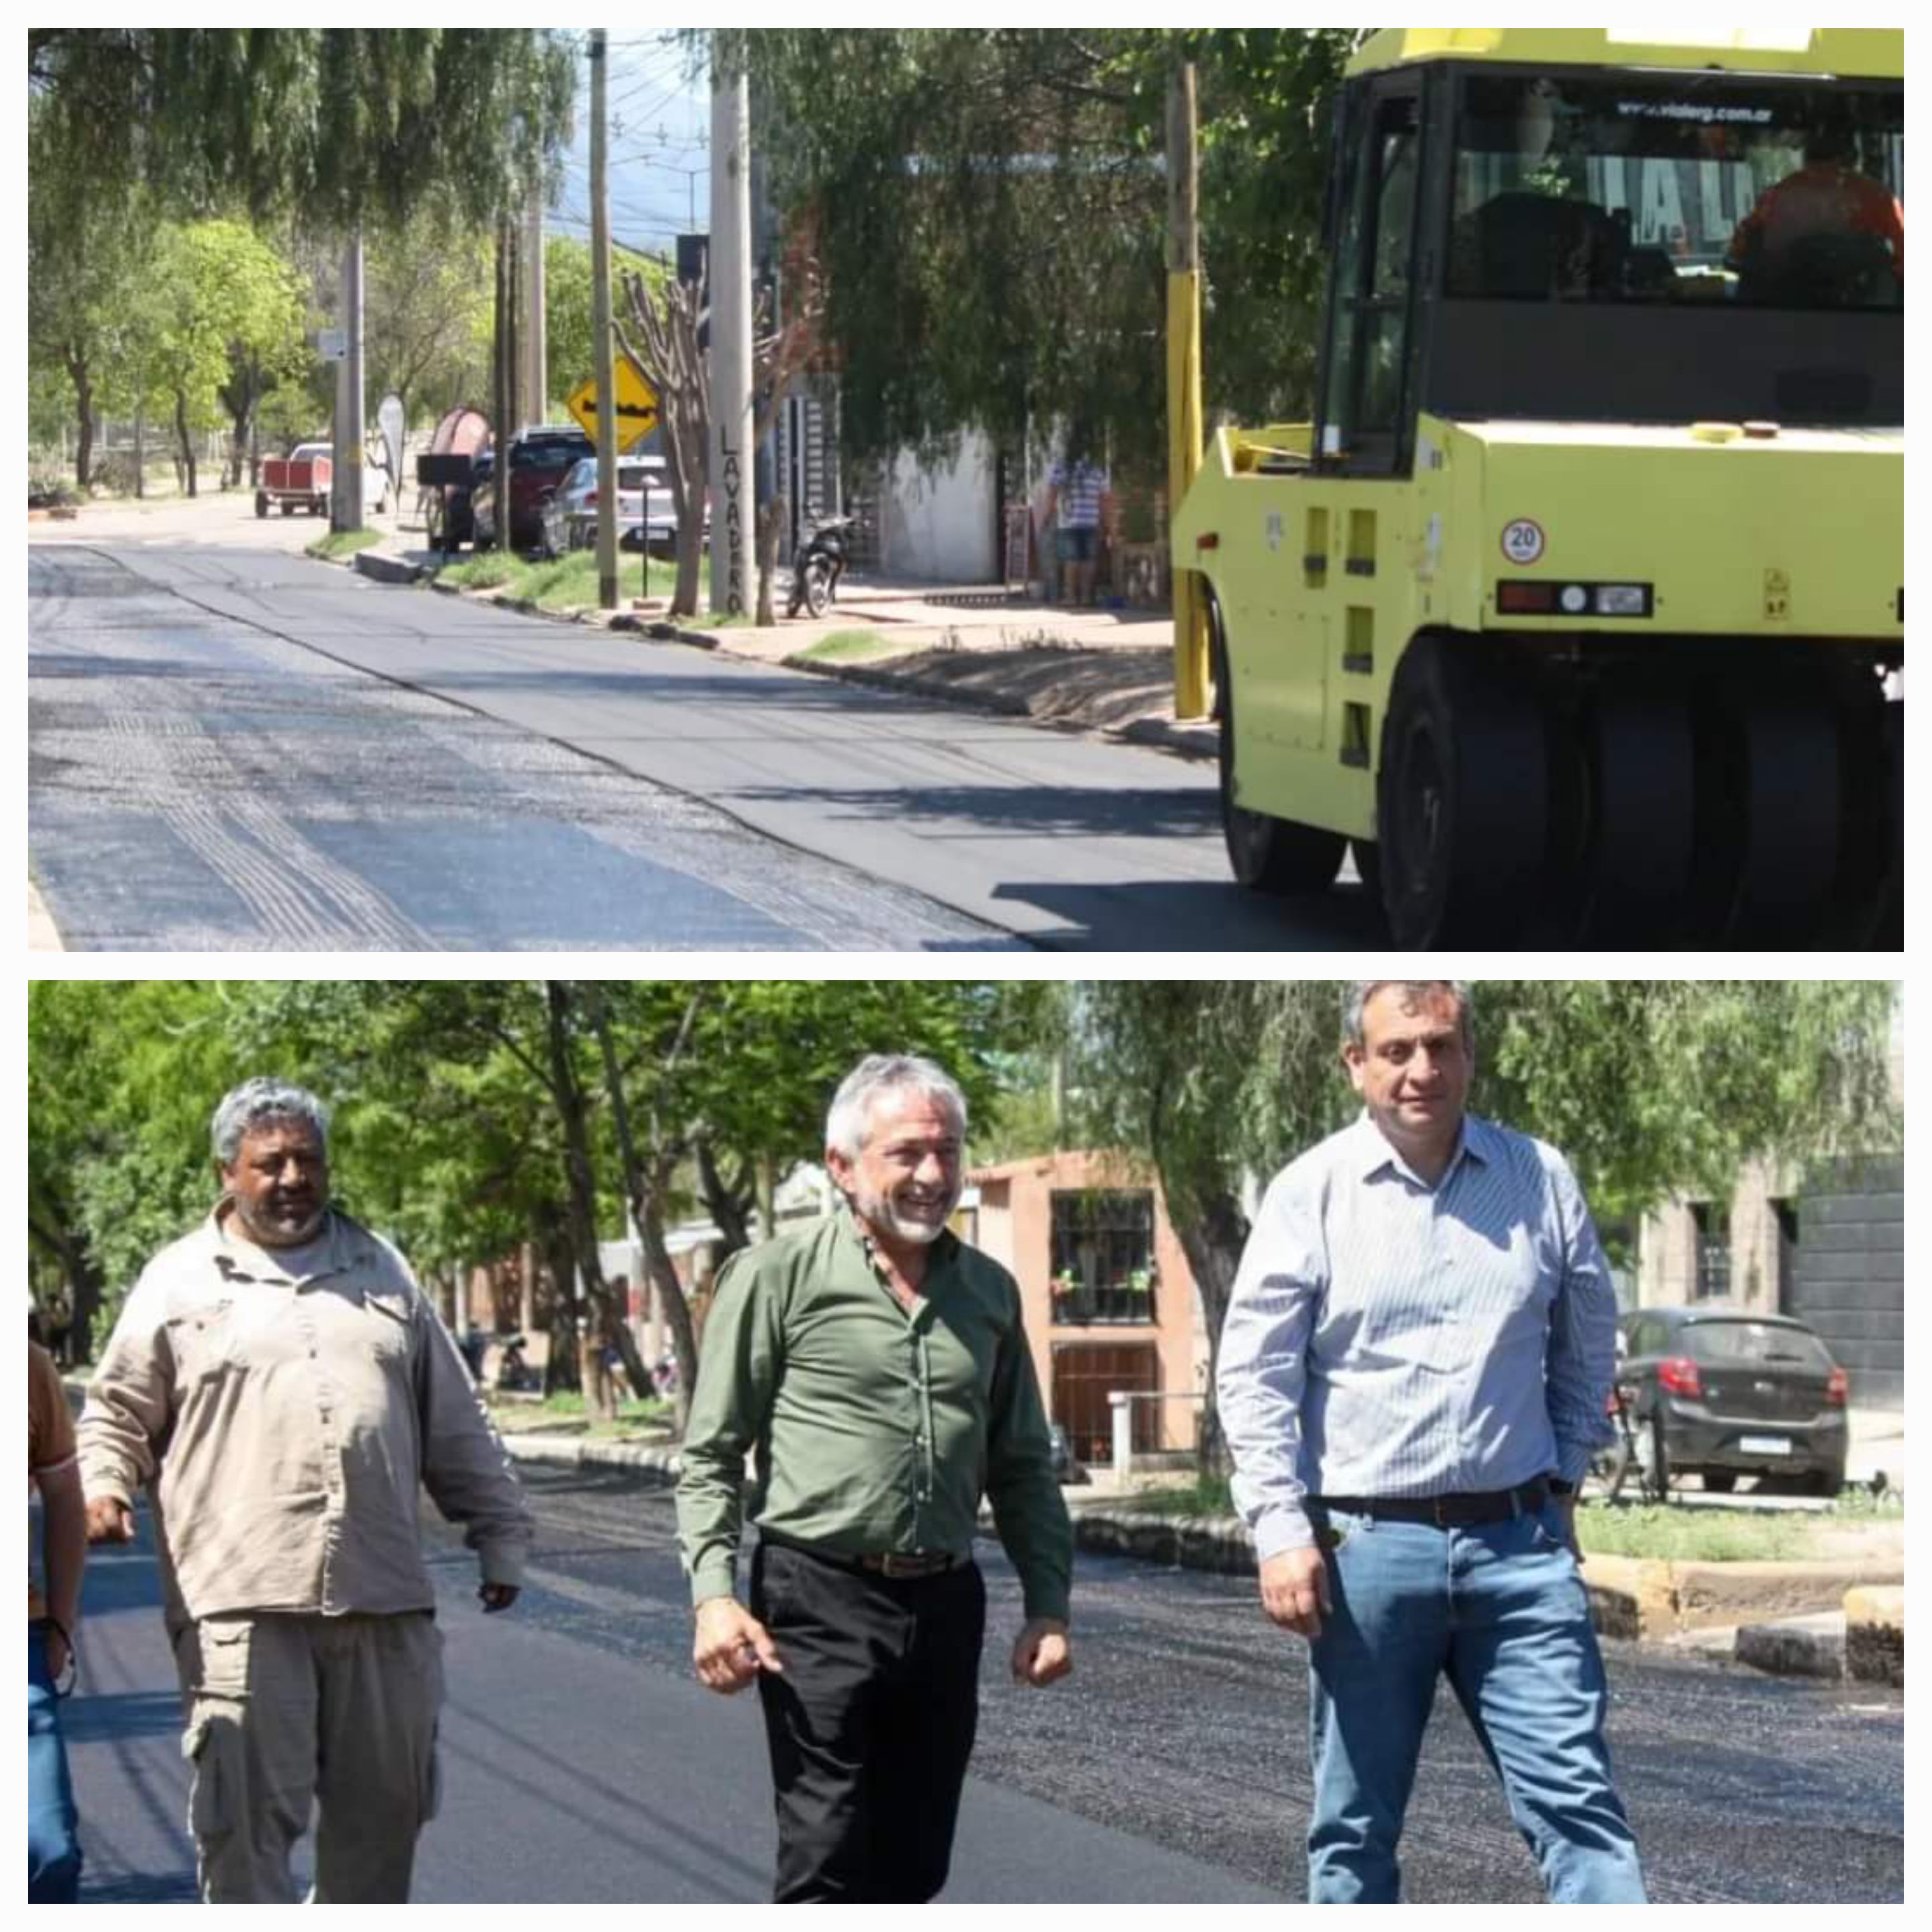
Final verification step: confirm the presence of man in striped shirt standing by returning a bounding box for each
[1216,981,1645,1903]
[1044,433,1108,608]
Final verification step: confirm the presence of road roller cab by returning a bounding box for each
[1171,28,1903,947]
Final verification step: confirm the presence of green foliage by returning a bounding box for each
[362,204,494,422]
[722,29,1361,468]
[28,979,1051,1361]
[545,235,669,414]
[305,528,383,559]
[1071,980,1898,1236]
[28,30,578,232]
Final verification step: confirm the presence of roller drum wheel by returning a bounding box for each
[1377,639,1548,948]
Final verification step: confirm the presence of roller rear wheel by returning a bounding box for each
[1580,690,1695,945]
[1377,639,1548,947]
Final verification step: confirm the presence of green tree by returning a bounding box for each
[128,219,311,496]
[362,205,494,428]
[28,31,576,233]
[1067,980,1900,1469]
[713,29,1360,470]
[26,105,162,487]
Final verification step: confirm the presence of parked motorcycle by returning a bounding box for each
[786,514,857,619]
[493,1332,539,1394]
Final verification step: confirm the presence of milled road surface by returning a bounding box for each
[62,1467,1902,1903]
[29,539,1384,951]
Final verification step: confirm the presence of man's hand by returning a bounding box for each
[85,1497,135,1545]
[693,1595,783,1695]
[478,1583,520,1613]
[1258,1545,1333,1640]
[1010,1617,1072,1687]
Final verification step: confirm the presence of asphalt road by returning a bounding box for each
[60,1467,1902,1904]
[28,539,1385,951]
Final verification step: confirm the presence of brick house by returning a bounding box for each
[966,1151,1208,1464]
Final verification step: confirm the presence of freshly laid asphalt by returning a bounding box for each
[58,1466,1902,1904]
[29,540,1385,952]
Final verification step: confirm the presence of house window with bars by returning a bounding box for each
[1049,1190,1157,1325]
[1690,1202,1731,1302]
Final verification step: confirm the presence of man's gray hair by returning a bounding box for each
[211,1077,331,1166]
[825,1055,967,1161]
[1342,981,1475,1052]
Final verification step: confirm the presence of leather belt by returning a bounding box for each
[855,1550,963,1579]
[1309,1479,1550,1527]
[763,1535,964,1580]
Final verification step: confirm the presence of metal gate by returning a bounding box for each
[1051,1342,1159,1464]
[1784,1157,1902,1407]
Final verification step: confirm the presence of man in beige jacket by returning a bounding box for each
[78,1077,533,1903]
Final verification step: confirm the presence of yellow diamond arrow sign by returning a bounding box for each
[565,360,659,450]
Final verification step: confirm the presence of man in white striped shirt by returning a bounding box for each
[1217,980,1644,1903]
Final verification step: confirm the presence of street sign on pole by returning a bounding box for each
[317,327,347,362]
[565,361,659,451]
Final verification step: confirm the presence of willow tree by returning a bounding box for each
[704,28,1360,472]
[28,31,576,231]
[1067,979,1900,1469]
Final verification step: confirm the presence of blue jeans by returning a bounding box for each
[29,1622,83,1902]
[1305,1499,1645,1902]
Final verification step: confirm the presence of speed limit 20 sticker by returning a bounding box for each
[1500,519,1546,566]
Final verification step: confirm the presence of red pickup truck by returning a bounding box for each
[256,443,333,517]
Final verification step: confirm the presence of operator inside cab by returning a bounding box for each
[1729,123,1904,305]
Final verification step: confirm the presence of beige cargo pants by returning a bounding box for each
[174,1610,443,1903]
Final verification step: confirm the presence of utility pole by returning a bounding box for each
[1167,64,1209,719]
[591,27,619,609]
[525,175,548,425]
[492,220,511,552]
[708,48,753,619]
[333,227,366,533]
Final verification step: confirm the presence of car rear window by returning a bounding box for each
[1683,1321,1833,1371]
[513,439,592,470]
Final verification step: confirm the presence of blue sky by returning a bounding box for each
[551,32,710,261]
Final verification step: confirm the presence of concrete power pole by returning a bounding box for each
[525,176,547,425]
[708,56,753,619]
[334,227,366,533]
[590,28,619,609]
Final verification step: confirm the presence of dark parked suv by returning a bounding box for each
[1619,1305,1848,1496]
[488,425,594,552]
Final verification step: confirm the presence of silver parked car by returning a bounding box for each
[539,455,676,559]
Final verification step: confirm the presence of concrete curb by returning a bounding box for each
[1735,1612,1846,1678]
[1845,1585,1904,1685]
[352,549,428,586]
[497,1432,1907,1650]
[1580,1552,1904,1638]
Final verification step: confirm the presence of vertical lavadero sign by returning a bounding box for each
[708,64,753,619]
[718,424,746,616]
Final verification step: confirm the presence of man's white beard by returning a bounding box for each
[852,1181,956,1246]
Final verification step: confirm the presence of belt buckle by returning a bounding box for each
[879,1552,922,1578]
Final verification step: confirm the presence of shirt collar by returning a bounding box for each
[207,1201,364,1287]
[838,1199,958,1287]
[1352,1109,1489,1189]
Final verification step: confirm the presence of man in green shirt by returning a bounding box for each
[677,1053,1074,1902]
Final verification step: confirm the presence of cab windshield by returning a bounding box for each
[1451,73,1903,312]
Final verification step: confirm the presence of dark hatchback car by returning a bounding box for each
[1619,1305,1848,1496]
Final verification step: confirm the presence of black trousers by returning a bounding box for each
[750,1540,986,1903]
